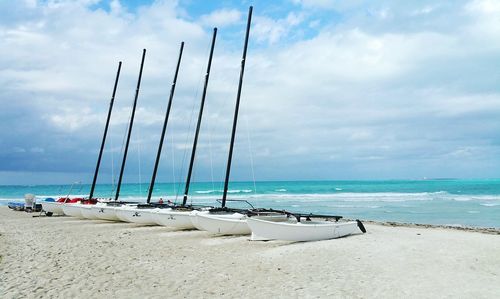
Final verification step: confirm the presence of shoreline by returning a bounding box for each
[1,206,500,298]
[362,220,500,235]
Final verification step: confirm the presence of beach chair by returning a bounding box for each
[24,193,35,212]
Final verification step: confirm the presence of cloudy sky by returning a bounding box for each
[1,0,500,185]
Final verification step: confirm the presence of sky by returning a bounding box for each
[1,0,500,185]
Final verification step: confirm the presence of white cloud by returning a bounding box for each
[411,5,436,16]
[466,0,500,13]
[253,12,305,44]
[199,8,241,27]
[292,0,364,10]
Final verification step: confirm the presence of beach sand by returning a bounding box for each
[1,206,499,298]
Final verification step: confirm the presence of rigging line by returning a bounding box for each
[174,86,198,203]
[108,119,116,199]
[174,39,212,203]
[137,127,142,197]
[111,133,115,191]
[244,113,257,196]
[112,102,134,197]
[207,114,216,193]
[170,130,176,197]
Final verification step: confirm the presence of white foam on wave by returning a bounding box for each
[195,190,218,194]
[326,204,381,209]
[480,203,500,207]
[335,188,343,191]
[275,189,287,192]
[253,191,500,203]
[227,189,252,193]
[3,191,500,205]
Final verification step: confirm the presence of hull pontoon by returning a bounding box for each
[41,201,64,215]
[61,203,86,218]
[80,205,100,220]
[115,205,158,225]
[153,209,197,230]
[247,217,365,242]
[195,212,251,235]
[92,204,121,221]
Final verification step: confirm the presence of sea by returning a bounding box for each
[1,179,500,229]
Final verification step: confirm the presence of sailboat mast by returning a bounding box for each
[221,6,253,208]
[88,61,122,201]
[146,42,185,203]
[114,49,147,201]
[182,28,217,206]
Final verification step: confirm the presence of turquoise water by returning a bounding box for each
[2,179,500,228]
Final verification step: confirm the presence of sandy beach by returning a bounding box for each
[1,207,499,298]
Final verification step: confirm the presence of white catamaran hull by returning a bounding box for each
[80,205,100,220]
[61,203,85,218]
[247,218,361,242]
[196,213,251,235]
[189,210,206,230]
[153,209,195,229]
[115,207,158,225]
[92,205,120,221]
[41,201,64,215]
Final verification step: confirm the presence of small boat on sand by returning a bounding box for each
[115,205,160,225]
[247,214,366,242]
[194,6,282,236]
[113,42,187,225]
[41,197,72,216]
[151,31,217,229]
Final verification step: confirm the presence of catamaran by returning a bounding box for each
[41,61,122,219]
[194,6,284,235]
[195,6,367,241]
[40,181,92,217]
[41,182,85,216]
[152,28,218,229]
[114,43,186,225]
[104,49,160,225]
[247,212,366,242]
[80,61,123,220]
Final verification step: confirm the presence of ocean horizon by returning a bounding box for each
[2,179,500,229]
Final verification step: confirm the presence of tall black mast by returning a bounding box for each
[182,28,217,206]
[221,7,253,208]
[114,49,146,201]
[146,42,184,203]
[88,61,122,201]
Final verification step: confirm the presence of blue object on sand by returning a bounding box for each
[7,202,25,211]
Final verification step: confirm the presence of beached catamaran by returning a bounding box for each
[63,51,147,221]
[80,61,124,220]
[194,6,288,235]
[195,6,367,241]
[152,28,219,229]
[42,61,123,218]
[41,182,87,216]
[115,42,186,225]
[93,49,147,222]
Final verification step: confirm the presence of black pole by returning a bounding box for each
[88,61,122,201]
[182,28,217,206]
[146,42,184,203]
[114,49,146,201]
[221,7,253,208]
